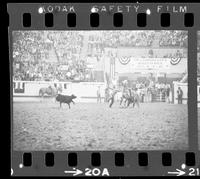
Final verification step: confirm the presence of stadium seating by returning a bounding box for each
[13,31,188,82]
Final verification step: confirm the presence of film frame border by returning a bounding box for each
[8,3,199,176]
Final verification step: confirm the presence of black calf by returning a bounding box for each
[56,94,77,109]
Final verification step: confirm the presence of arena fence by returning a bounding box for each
[152,91,167,102]
[13,81,106,103]
[13,81,192,105]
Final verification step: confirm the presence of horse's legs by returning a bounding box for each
[120,97,123,105]
[132,101,135,108]
[109,97,114,108]
[108,98,111,107]
[127,100,131,108]
[72,100,75,105]
[136,100,140,108]
[124,99,128,107]
[60,102,62,108]
[68,103,71,109]
[108,97,111,103]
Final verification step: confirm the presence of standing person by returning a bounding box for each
[57,84,63,95]
[165,85,170,103]
[140,89,145,103]
[108,87,119,108]
[177,87,183,104]
[120,82,128,107]
[97,86,101,103]
[104,87,109,102]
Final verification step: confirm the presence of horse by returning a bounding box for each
[123,88,140,108]
[119,87,130,107]
[127,90,140,108]
[39,85,59,101]
[119,91,130,107]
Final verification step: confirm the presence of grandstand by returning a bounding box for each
[13,31,187,82]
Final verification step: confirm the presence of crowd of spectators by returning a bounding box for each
[163,49,183,58]
[57,32,83,55]
[87,31,155,55]
[86,31,187,57]
[13,60,94,82]
[87,31,187,53]
[159,31,187,47]
[44,31,84,61]
[13,31,188,82]
[102,31,155,47]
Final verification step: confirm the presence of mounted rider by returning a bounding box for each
[120,80,129,106]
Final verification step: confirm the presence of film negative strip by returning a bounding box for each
[8,2,200,176]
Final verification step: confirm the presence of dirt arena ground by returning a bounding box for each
[13,101,188,151]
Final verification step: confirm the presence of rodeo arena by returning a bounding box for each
[13,31,188,151]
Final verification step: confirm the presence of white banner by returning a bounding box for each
[132,57,170,71]
[116,57,188,74]
[116,57,171,73]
